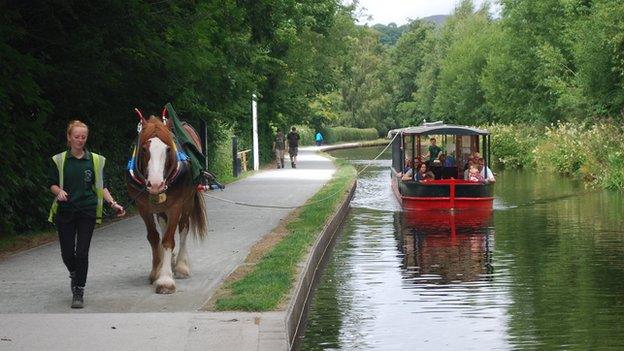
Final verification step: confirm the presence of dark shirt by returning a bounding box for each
[48,150,107,213]
[428,145,442,162]
[287,131,300,148]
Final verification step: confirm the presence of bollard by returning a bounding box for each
[232,136,241,177]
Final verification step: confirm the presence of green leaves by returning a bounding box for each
[0,0,349,237]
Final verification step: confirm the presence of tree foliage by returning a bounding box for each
[4,0,624,236]
[0,0,350,236]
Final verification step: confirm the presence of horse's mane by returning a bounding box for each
[139,117,174,148]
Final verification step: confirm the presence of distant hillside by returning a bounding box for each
[372,23,410,46]
[420,15,448,26]
[370,15,448,46]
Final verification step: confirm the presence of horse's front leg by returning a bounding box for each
[174,215,191,279]
[154,210,180,294]
[139,211,161,284]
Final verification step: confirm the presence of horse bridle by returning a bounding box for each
[127,108,188,195]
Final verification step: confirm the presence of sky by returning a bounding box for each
[351,0,500,25]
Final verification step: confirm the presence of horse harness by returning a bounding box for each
[126,121,191,204]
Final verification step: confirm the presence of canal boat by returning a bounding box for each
[389,122,494,211]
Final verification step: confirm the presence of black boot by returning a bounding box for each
[280,158,285,168]
[71,286,84,309]
[69,271,76,293]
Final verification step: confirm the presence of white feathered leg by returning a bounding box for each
[174,225,191,278]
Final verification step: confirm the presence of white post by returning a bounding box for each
[252,94,259,171]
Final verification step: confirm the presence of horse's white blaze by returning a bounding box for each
[146,137,168,193]
[175,226,190,278]
[154,247,175,292]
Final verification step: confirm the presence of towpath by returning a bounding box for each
[0,147,334,351]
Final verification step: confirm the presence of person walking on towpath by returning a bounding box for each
[273,129,286,169]
[315,131,324,146]
[287,126,300,168]
[48,120,126,309]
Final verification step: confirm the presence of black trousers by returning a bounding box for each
[56,210,96,288]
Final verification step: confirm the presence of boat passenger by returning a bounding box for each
[415,163,435,182]
[478,157,496,183]
[464,160,477,180]
[398,159,414,181]
[463,151,480,172]
[443,153,456,167]
[431,159,443,179]
[422,137,442,166]
[468,165,485,182]
[437,152,446,165]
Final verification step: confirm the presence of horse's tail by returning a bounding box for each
[189,191,207,239]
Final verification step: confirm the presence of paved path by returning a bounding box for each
[0,147,334,351]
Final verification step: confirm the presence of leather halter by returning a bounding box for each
[126,125,190,193]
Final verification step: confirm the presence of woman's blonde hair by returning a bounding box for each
[66,120,89,147]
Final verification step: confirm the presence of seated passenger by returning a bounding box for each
[403,159,413,173]
[464,160,477,180]
[478,157,496,183]
[398,159,414,180]
[437,153,446,165]
[444,153,456,167]
[463,151,481,172]
[401,167,413,181]
[468,165,484,182]
[431,159,443,179]
[415,163,435,182]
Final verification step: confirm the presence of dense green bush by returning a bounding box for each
[210,131,235,184]
[532,124,587,175]
[487,124,538,168]
[324,126,379,144]
[489,122,624,190]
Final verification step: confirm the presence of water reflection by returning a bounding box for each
[396,210,494,284]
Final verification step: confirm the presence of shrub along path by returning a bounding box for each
[0,146,341,351]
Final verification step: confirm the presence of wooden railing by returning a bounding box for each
[237,149,251,172]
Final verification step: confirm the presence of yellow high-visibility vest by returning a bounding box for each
[48,151,106,224]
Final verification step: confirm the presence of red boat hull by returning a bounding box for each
[392,176,494,211]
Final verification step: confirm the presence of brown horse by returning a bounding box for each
[127,108,207,294]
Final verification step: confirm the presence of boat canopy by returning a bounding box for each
[388,122,489,137]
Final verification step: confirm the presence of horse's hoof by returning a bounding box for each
[174,270,190,279]
[155,283,176,294]
[154,278,176,294]
[174,265,191,279]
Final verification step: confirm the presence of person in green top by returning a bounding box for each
[48,120,126,309]
[423,137,442,165]
[272,129,286,169]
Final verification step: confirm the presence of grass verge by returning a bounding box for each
[0,230,58,260]
[209,157,357,311]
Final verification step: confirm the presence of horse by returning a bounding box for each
[127,108,207,294]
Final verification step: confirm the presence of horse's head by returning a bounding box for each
[135,109,176,195]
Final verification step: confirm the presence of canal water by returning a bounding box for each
[298,146,624,350]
